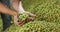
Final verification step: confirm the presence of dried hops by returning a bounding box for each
[4,21,60,32]
[19,21,60,32]
[18,12,28,21]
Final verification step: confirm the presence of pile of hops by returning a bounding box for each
[4,0,60,32]
[4,21,60,32]
[22,0,60,23]
[19,21,60,32]
[18,12,28,21]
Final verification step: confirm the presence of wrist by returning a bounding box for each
[12,11,18,17]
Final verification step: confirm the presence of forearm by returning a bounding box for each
[11,0,25,13]
[0,2,17,16]
[19,1,25,13]
[11,0,19,11]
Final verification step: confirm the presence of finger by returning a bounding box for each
[29,13,36,17]
[28,17,35,20]
[14,17,20,25]
[14,21,19,25]
[19,21,25,26]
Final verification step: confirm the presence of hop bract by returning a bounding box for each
[18,12,28,21]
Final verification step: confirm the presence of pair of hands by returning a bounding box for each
[13,12,36,26]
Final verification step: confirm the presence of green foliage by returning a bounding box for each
[18,13,28,21]
[1,0,60,32]
[22,0,60,23]
[4,21,60,32]
[19,21,60,32]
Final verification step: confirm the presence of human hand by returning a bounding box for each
[13,14,25,26]
[25,12,36,22]
[13,15,20,26]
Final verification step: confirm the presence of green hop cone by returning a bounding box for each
[18,12,28,21]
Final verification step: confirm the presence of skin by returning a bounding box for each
[0,0,36,26]
[11,0,20,11]
[0,0,19,26]
[11,0,19,25]
[11,0,36,26]
[0,0,26,26]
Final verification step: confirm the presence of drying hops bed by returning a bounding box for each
[4,21,60,32]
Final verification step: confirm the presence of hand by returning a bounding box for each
[28,12,36,20]
[25,12,36,22]
[18,20,25,26]
[14,15,26,26]
[25,11,36,17]
[14,15,20,26]
[28,13,36,17]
